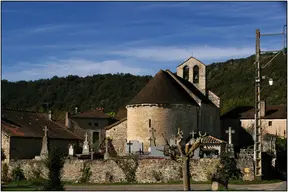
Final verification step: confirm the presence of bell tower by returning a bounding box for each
[176,57,207,95]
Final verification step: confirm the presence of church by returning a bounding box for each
[106,57,223,154]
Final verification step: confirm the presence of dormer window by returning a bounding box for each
[183,66,189,80]
[193,65,199,83]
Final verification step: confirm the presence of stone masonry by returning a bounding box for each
[106,119,127,155]
[5,158,253,183]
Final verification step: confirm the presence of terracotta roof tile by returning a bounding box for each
[221,105,287,119]
[1,109,81,140]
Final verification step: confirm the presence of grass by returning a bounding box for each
[63,179,282,186]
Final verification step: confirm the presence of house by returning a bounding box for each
[66,108,115,150]
[221,102,287,151]
[106,57,223,154]
[1,109,82,161]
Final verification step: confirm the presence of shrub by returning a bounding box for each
[80,162,92,183]
[29,166,46,186]
[11,165,25,182]
[212,152,243,188]
[43,147,65,191]
[152,170,163,182]
[1,148,6,161]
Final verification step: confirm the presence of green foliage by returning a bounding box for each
[1,53,286,119]
[212,153,243,182]
[80,162,92,183]
[152,170,164,182]
[113,155,139,183]
[29,167,46,186]
[43,147,65,191]
[11,165,25,182]
[106,111,116,118]
[275,137,287,179]
[2,163,9,182]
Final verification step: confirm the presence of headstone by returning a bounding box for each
[211,181,219,191]
[192,148,200,159]
[169,134,177,146]
[149,146,165,157]
[91,149,95,160]
[125,140,143,154]
[82,132,90,155]
[149,126,156,147]
[69,144,74,156]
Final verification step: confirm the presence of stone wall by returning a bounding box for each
[106,119,127,155]
[6,157,255,183]
[176,57,207,96]
[6,158,220,183]
[2,132,10,161]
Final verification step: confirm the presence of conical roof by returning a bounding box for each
[128,70,198,105]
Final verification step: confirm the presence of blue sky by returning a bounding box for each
[2,2,287,81]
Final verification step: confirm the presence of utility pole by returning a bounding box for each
[253,25,286,180]
[254,29,262,179]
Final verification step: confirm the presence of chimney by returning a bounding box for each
[48,110,52,120]
[65,112,70,128]
[75,107,78,114]
[260,100,266,117]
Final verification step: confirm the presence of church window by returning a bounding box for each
[268,121,272,126]
[183,66,189,80]
[149,119,151,127]
[193,65,199,83]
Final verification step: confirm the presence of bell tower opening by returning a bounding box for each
[193,65,199,83]
[183,66,189,80]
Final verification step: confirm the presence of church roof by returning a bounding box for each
[221,105,287,119]
[1,109,81,140]
[128,70,199,105]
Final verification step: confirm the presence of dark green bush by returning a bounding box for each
[80,162,92,183]
[2,163,9,182]
[11,165,25,182]
[43,147,65,191]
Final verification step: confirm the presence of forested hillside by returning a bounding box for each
[2,53,286,121]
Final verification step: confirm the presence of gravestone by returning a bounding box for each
[192,148,200,159]
[69,144,74,156]
[125,140,143,154]
[82,132,90,155]
[148,146,165,157]
[169,134,177,146]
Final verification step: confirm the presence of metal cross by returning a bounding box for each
[127,140,133,154]
[43,126,49,137]
[225,127,235,145]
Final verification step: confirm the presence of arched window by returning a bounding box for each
[183,66,189,80]
[193,65,199,83]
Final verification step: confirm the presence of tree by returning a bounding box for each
[1,148,6,161]
[43,147,65,191]
[162,128,207,191]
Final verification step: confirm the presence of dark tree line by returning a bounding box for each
[2,53,286,121]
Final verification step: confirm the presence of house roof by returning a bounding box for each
[202,135,227,144]
[128,70,199,106]
[114,107,127,120]
[71,109,110,119]
[1,109,82,140]
[105,117,127,130]
[221,105,287,119]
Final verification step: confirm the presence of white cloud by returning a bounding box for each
[110,46,256,62]
[3,58,150,81]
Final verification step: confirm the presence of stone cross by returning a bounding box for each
[84,132,88,142]
[68,144,74,156]
[40,126,49,156]
[225,127,235,145]
[43,126,49,137]
[127,140,133,153]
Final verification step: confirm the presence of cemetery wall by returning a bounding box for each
[106,119,127,155]
[127,105,198,151]
[6,157,254,183]
[1,132,10,161]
